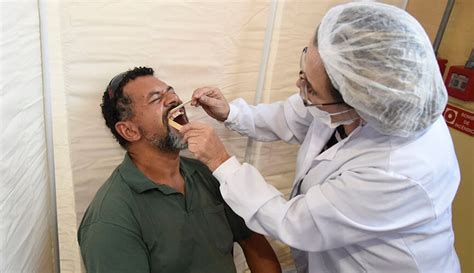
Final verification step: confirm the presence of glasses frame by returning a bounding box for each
[299,46,343,107]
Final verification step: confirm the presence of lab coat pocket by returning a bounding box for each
[203,204,234,254]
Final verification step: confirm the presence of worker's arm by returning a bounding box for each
[191,86,316,144]
[238,232,282,273]
[215,158,436,252]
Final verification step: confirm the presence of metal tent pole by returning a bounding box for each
[244,0,279,163]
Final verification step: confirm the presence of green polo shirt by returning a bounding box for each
[78,153,252,273]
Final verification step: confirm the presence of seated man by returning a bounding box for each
[78,67,281,273]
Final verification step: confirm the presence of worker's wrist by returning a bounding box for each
[207,152,231,172]
[223,103,239,125]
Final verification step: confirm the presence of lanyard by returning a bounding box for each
[294,125,347,196]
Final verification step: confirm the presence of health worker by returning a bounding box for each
[181,2,461,273]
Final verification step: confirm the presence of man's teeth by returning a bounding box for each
[169,110,182,120]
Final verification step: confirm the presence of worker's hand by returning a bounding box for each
[191,87,230,122]
[180,121,231,171]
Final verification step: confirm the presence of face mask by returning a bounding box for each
[308,106,357,128]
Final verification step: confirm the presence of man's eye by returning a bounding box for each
[151,96,162,103]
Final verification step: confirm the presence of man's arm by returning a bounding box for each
[79,221,149,273]
[238,232,281,273]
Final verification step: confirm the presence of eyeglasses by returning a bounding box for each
[107,72,127,99]
[299,46,343,107]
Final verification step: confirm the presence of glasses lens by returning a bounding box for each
[298,79,311,106]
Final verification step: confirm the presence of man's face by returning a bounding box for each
[123,75,189,152]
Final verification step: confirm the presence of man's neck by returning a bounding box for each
[128,144,185,194]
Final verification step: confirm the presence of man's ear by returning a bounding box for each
[115,121,141,143]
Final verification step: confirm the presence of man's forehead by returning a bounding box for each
[124,75,169,95]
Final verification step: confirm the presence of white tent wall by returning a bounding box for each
[1,0,57,273]
[40,0,406,272]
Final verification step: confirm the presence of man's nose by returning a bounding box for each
[163,90,180,106]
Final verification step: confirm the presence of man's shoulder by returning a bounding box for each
[77,170,146,269]
[79,168,139,233]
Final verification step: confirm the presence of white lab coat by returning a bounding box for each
[213,94,461,273]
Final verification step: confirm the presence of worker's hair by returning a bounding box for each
[101,66,154,149]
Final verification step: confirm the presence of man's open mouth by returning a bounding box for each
[167,107,189,128]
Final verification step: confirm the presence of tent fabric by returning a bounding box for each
[1,1,55,272]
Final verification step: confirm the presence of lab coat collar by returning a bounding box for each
[315,122,366,161]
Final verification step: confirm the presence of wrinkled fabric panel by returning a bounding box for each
[0,1,54,272]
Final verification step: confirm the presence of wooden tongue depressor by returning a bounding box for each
[170,99,192,113]
[168,119,183,130]
[169,90,212,114]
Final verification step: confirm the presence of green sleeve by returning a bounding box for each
[79,221,149,273]
[223,203,254,242]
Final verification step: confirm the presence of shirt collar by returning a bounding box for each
[118,153,196,194]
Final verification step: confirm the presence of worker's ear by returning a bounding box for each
[115,121,141,143]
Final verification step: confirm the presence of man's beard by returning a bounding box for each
[140,127,187,153]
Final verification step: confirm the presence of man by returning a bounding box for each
[181,2,460,273]
[77,66,281,273]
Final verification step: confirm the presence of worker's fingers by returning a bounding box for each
[181,122,229,171]
[197,95,223,108]
[179,121,208,134]
[182,131,205,143]
[180,121,213,142]
[191,87,216,106]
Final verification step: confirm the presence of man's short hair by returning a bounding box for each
[101,66,154,149]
